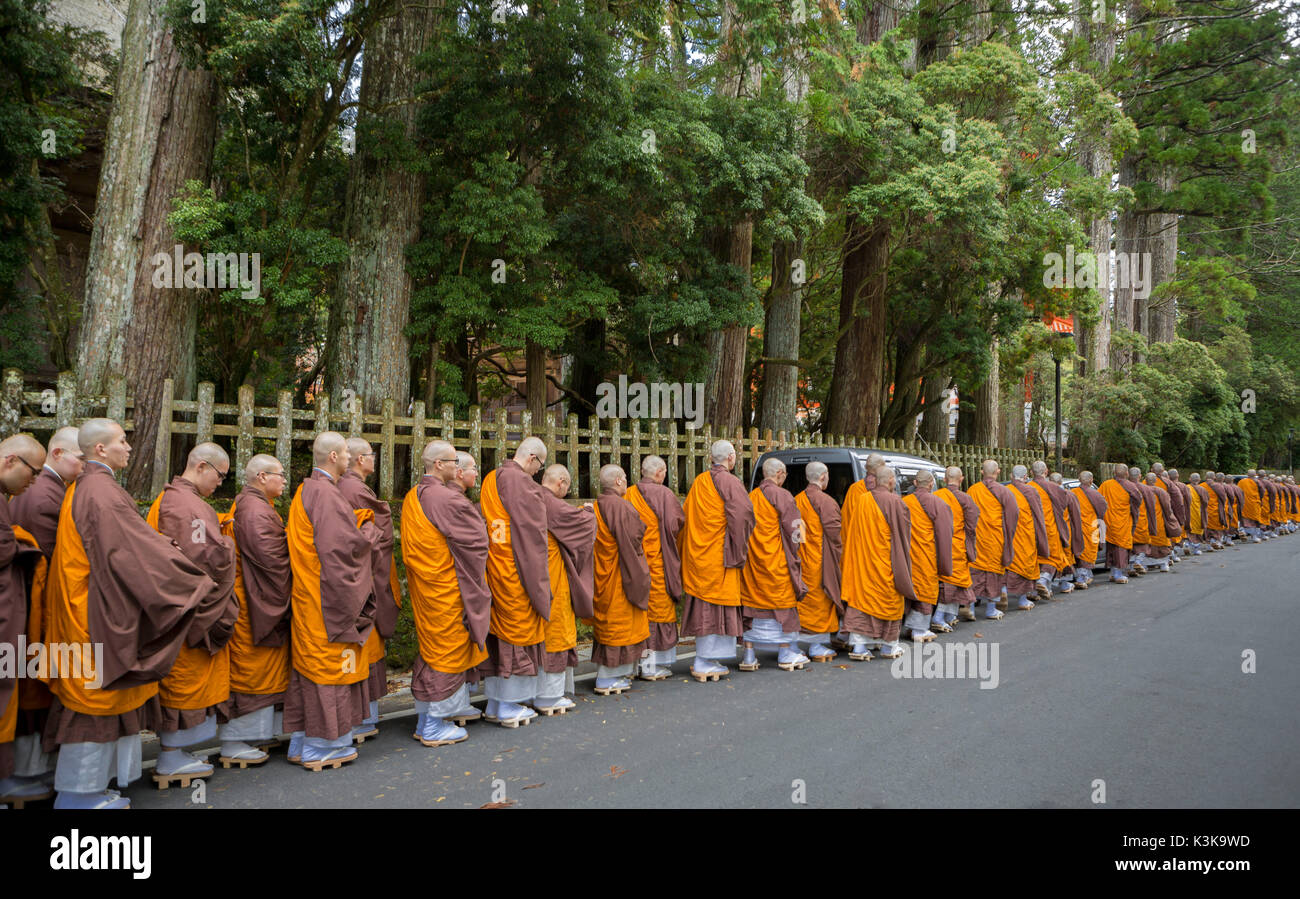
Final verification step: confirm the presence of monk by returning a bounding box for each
[1187,473,1211,553]
[1141,472,1178,572]
[1048,469,1086,589]
[147,442,240,784]
[1098,464,1141,583]
[1167,469,1194,556]
[841,464,914,660]
[1202,471,1227,549]
[219,454,293,766]
[1259,473,1279,537]
[1005,466,1051,609]
[737,458,808,671]
[337,438,402,743]
[832,452,885,650]
[901,470,953,643]
[1151,463,1188,561]
[401,440,492,748]
[42,419,218,808]
[452,452,479,495]
[1029,460,1075,595]
[284,432,380,770]
[1069,471,1108,589]
[933,466,978,628]
[5,426,81,800]
[537,464,595,712]
[1238,470,1265,542]
[478,437,551,726]
[793,461,844,659]
[678,440,754,681]
[967,460,1019,619]
[0,434,48,806]
[1127,466,1157,574]
[625,455,684,680]
[587,465,651,694]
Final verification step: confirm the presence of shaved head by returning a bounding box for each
[873,464,897,491]
[641,455,667,479]
[1247,469,1257,477]
[245,453,286,500]
[1079,470,1094,487]
[313,431,349,477]
[0,433,45,496]
[45,425,83,482]
[599,463,627,495]
[1169,469,1179,480]
[187,441,229,471]
[710,440,736,466]
[807,461,829,487]
[346,438,371,458]
[422,439,453,471]
[1129,466,1141,480]
[78,418,122,458]
[981,459,1000,479]
[1031,460,1048,477]
[914,469,934,490]
[944,465,963,488]
[514,437,547,476]
[1113,464,1128,480]
[1144,472,1156,484]
[456,452,475,473]
[761,457,786,480]
[542,463,571,497]
[1011,464,1028,481]
[1049,472,1063,484]
[1189,472,1200,484]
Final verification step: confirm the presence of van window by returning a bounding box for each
[776,462,856,505]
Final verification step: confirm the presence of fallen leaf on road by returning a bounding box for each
[974,632,983,638]
[606,765,627,779]
[480,800,518,809]
[522,783,545,790]
[835,664,849,669]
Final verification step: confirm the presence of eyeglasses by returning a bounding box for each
[209,464,229,484]
[261,470,287,480]
[357,452,376,459]
[11,455,41,477]
[435,456,457,464]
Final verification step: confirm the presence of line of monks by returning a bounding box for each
[1,424,1297,808]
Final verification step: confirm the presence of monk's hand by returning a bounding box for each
[583,502,594,513]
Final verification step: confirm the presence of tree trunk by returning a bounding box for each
[327,0,441,416]
[704,0,761,433]
[757,24,809,436]
[957,335,999,446]
[1073,0,1115,374]
[526,338,547,426]
[919,371,950,445]
[1147,170,1179,343]
[826,216,888,438]
[75,0,218,496]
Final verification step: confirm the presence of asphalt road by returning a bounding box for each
[128,536,1300,809]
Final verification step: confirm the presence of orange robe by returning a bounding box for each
[1240,478,1263,525]
[1071,486,1103,566]
[740,482,805,614]
[224,487,293,708]
[286,471,377,689]
[147,478,239,720]
[479,462,551,653]
[1097,479,1134,549]
[794,485,842,635]
[680,468,751,607]
[968,481,1016,575]
[1029,481,1070,573]
[1203,483,1223,531]
[840,482,915,624]
[903,490,953,606]
[540,489,595,666]
[401,477,491,681]
[1006,482,1049,584]
[626,482,684,628]
[589,494,650,654]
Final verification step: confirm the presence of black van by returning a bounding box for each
[748,447,946,505]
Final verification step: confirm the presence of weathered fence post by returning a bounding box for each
[236,384,255,489]
[409,400,426,489]
[56,370,76,428]
[107,374,127,424]
[275,390,293,481]
[151,378,175,498]
[380,398,395,500]
[196,382,215,444]
[1,369,22,437]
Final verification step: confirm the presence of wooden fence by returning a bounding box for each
[1,369,1051,500]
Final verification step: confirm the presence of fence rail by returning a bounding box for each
[1,369,1053,500]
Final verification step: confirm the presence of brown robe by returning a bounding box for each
[153,477,240,729]
[634,478,685,651]
[1007,480,1050,592]
[410,476,492,702]
[42,463,218,749]
[590,492,652,667]
[1,497,44,777]
[1032,475,1075,571]
[841,486,914,642]
[338,470,399,711]
[229,484,293,714]
[1157,474,1188,531]
[741,478,807,634]
[8,467,66,560]
[907,488,953,613]
[802,483,844,614]
[680,464,755,638]
[540,490,596,673]
[481,460,551,678]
